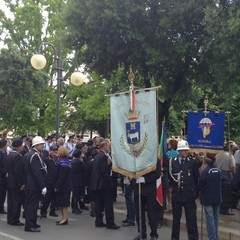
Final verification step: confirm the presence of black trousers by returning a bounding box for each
[95,186,114,226]
[41,186,56,214]
[0,178,7,211]
[7,188,24,224]
[171,200,199,240]
[25,190,41,230]
[134,194,158,239]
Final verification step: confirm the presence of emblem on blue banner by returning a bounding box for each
[126,121,140,144]
[198,117,215,138]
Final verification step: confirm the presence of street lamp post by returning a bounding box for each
[31,42,84,139]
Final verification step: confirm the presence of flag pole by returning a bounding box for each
[138,182,143,240]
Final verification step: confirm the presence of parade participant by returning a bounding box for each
[133,161,161,240]
[232,163,240,210]
[78,144,89,210]
[166,139,178,212]
[71,148,85,214]
[65,135,75,158]
[21,136,32,155]
[122,176,135,227]
[86,148,98,217]
[24,136,47,232]
[0,139,8,214]
[44,136,53,152]
[55,146,72,225]
[169,140,199,240]
[40,144,58,218]
[156,154,169,229]
[91,140,120,230]
[6,139,25,226]
[198,156,222,240]
[215,145,235,215]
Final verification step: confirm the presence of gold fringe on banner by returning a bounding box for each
[189,148,223,154]
[112,164,156,179]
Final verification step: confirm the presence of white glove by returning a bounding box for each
[42,187,47,195]
[136,177,145,183]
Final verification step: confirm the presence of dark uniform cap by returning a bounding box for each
[0,140,7,148]
[12,139,23,148]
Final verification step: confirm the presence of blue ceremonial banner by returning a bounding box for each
[187,111,225,153]
[110,89,158,178]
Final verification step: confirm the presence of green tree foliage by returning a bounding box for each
[62,0,240,140]
[0,0,81,136]
[63,0,210,134]
[1,0,240,140]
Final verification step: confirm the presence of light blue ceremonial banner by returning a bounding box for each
[110,89,158,178]
[187,111,225,153]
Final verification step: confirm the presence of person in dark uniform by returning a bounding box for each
[21,136,32,155]
[91,139,120,230]
[169,140,199,240]
[0,139,8,214]
[86,147,98,217]
[24,136,47,232]
[156,154,169,229]
[133,161,161,240]
[54,146,72,225]
[198,155,222,240]
[71,147,86,214]
[40,144,58,218]
[6,139,25,226]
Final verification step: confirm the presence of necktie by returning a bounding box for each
[181,158,185,167]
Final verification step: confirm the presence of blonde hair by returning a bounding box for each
[57,137,65,146]
[57,146,69,158]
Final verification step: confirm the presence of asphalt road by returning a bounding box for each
[0,205,188,240]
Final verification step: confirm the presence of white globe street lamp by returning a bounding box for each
[31,42,84,138]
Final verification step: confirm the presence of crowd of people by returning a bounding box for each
[0,134,240,240]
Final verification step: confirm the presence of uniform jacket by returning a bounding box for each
[91,150,112,191]
[55,158,72,193]
[169,156,199,201]
[6,150,25,189]
[25,148,47,191]
[198,165,222,205]
[71,157,86,187]
[135,161,161,196]
[0,150,7,185]
[232,165,240,199]
[44,155,58,187]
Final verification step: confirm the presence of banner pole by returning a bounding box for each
[200,204,203,240]
[138,182,142,240]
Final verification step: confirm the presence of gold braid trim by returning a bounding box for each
[189,148,224,154]
[112,164,156,179]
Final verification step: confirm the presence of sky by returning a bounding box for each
[0,0,14,49]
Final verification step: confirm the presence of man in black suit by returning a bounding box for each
[91,140,120,230]
[169,140,199,240]
[6,139,25,226]
[133,161,161,240]
[24,136,47,232]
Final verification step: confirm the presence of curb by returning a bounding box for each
[114,207,240,240]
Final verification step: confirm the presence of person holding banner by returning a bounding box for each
[169,140,199,240]
[91,140,120,230]
[133,161,161,240]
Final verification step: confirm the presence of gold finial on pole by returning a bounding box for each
[204,96,209,115]
[128,66,135,84]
